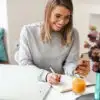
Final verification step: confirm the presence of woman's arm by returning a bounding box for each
[63,28,80,76]
[17,26,49,82]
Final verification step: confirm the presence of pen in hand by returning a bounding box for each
[49,67,61,83]
[50,67,55,74]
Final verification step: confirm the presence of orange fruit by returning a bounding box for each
[72,78,86,94]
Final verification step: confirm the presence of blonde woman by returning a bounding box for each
[17,0,90,84]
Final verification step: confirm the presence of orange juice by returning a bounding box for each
[72,77,86,94]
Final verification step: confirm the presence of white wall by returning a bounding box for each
[73,1,100,54]
[7,0,46,64]
[0,0,8,30]
[90,14,100,31]
[74,0,100,4]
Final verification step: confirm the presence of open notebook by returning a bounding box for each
[52,75,95,93]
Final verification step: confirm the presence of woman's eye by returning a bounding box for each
[55,15,61,18]
[65,16,70,20]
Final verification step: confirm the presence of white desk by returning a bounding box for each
[0,65,95,100]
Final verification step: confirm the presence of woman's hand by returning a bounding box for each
[75,60,90,77]
[46,73,61,85]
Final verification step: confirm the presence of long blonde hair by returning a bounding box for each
[41,0,73,45]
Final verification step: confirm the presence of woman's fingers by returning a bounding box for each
[75,70,88,77]
[48,77,59,85]
[76,66,89,72]
[47,73,61,85]
[78,60,90,66]
[76,59,90,76]
[78,65,90,71]
[76,68,89,75]
[75,64,90,77]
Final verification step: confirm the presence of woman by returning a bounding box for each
[16,0,90,84]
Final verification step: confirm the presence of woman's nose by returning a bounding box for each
[58,19,65,25]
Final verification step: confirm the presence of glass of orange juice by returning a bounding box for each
[72,77,86,94]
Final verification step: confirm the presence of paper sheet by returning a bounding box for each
[52,75,94,93]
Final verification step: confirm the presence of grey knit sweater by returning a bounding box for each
[17,22,80,82]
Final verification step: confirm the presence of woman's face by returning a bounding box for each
[49,5,71,32]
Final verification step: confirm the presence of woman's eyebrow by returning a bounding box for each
[55,13,71,17]
[65,14,71,17]
[55,13,62,16]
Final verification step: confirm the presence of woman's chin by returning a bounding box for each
[53,27,62,32]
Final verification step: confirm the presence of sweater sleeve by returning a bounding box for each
[63,28,80,76]
[17,26,49,82]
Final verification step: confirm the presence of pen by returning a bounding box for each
[50,67,55,73]
[50,66,61,83]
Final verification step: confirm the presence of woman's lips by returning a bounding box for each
[55,24,63,29]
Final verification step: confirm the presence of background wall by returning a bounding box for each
[0,0,8,29]
[90,14,100,31]
[6,0,46,64]
[73,1,100,54]
[73,0,100,4]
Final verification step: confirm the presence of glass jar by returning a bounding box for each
[95,73,100,100]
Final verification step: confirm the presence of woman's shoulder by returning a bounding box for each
[72,28,79,34]
[20,22,42,37]
[71,28,79,41]
[22,22,42,31]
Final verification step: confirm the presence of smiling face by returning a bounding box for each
[49,6,71,32]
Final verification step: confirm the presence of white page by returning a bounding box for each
[52,75,94,93]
